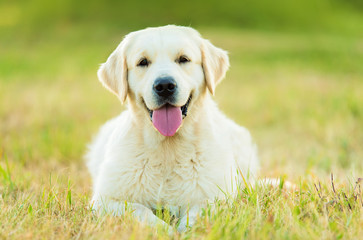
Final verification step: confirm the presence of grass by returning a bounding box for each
[0,26,362,239]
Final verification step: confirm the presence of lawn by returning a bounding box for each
[0,25,362,239]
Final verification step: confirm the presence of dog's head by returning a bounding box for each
[98,25,229,136]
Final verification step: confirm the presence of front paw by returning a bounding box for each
[177,217,193,233]
[177,223,189,233]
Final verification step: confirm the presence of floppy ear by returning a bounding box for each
[201,40,230,95]
[97,38,129,103]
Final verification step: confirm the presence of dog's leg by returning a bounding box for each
[177,205,202,232]
[91,196,173,233]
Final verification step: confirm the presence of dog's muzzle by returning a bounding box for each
[153,77,177,98]
[146,95,192,120]
[144,95,192,137]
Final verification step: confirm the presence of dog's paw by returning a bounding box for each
[177,223,189,233]
[177,216,194,233]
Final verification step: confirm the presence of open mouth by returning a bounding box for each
[146,95,192,120]
[144,95,192,136]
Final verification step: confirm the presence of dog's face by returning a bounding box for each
[98,25,229,136]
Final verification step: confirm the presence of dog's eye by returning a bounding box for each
[137,58,149,67]
[177,55,190,64]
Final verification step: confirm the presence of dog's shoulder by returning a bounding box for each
[85,110,131,179]
[210,107,259,176]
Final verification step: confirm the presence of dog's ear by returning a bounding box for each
[201,39,230,95]
[97,38,129,103]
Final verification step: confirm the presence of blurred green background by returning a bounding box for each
[1,0,363,80]
[0,0,362,179]
[1,0,363,32]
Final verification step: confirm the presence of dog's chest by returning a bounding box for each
[125,146,226,207]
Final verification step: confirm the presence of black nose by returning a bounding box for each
[153,77,177,97]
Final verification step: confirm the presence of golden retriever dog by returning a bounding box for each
[86,25,259,232]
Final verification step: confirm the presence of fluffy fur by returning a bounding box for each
[86,25,259,232]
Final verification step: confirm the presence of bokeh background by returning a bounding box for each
[0,0,362,237]
[1,0,363,177]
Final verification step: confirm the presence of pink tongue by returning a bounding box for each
[152,105,182,136]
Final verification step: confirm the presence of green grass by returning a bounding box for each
[0,26,362,239]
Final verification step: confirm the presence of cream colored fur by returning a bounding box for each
[86,25,259,232]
